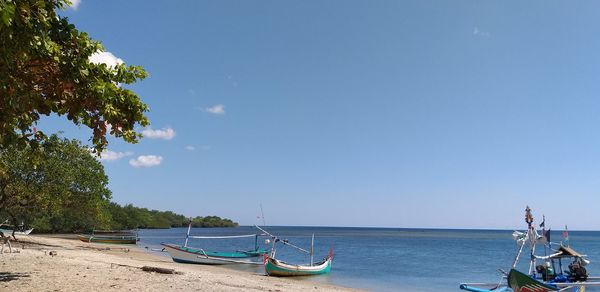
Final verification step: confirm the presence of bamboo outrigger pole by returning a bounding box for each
[255,225,311,254]
[184,217,192,247]
[310,234,314,266]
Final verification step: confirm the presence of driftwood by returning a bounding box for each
[110,263,182,275]
[141,266,177,274]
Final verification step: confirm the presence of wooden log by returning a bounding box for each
[141,266,177,274]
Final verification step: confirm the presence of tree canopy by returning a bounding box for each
[0,0,149,152]
[0,135,238,233]
[0,135,112,233]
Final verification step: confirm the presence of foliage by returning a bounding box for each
[106,203,239,230]
[0,134,238,233]
[0,0,149,153]
[0,135,112,233]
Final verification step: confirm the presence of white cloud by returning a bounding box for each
[473,27,490,37]
[89,51,124,68]
[142,127,176,140]
[129,155,163,168]
[99,150,133,161]
[185,145,195,151]
[69,0,81,10]
[206,104,225,115]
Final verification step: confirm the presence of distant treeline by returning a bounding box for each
[106,202,238,230]
[27,202,238,233]
[0,135,238,234]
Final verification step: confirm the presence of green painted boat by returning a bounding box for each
[460,207,595,292]
[507,268,559,292]
[265,255,332,277]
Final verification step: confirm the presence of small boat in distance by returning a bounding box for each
[256,225,333,277]
[78,230,138,244]
[162,220,268,265]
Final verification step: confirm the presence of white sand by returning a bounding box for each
[0,235,358,292]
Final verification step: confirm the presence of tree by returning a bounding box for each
[0,0,149,153]
[0,135,112,234]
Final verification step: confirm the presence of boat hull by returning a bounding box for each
[77,234,137,244]
[265,256,332,277]
[0,228,33,236]
[161,243,266,265]
[507,268,568,292]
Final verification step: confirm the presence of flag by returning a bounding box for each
[539,215,545,228]
[563,225,570,246]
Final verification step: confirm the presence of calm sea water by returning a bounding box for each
[137,227,600,291]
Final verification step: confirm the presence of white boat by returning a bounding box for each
[0,221,33,236]
[161,242,267,265]
[161,221,268,265]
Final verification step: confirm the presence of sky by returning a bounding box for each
[41,0,600,229]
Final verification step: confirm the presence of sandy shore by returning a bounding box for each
[0,235,357,292]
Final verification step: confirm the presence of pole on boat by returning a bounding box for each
[260,204,266,226]
[524,206,537,275]
[255,225,311,254]
[184,217,192,247]
[512,230,527,269]
[310,234,314,266]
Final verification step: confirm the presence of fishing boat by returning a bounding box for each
[0,220,33,236]
[460,206,600,292]
[161,222,268,265]
[256,225,333,277]
[78,230,138,244]
[265,255,332,277]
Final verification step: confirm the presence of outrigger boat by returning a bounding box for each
[78,230,138,244]
[460,206,600,292]
[256,225,333,277]
[0,220,33,236]
[161,222,268,265]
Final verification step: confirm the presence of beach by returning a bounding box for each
[0,235,356,292]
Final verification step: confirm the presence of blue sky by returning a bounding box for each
[42,1,600,229]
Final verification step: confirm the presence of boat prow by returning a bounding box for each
[507,268,560,291]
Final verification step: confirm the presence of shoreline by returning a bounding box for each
[1,235,358,291]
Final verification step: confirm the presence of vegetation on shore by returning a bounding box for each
[0,135,237,233]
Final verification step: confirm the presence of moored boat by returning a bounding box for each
[459,206,598,292]
[256,225,333,277]
[162,220,268,265]
[265,255,332,276]
[78,230,138,244]
[161,242,267,265]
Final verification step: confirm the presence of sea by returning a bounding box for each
[137,227,600,291]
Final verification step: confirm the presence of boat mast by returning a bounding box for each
[525,206,537,275]
[184,217,192,247]
[310,234,314,266]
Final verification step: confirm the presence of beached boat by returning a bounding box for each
[78,230,138,244]
[0,220,33,236]
[459,206,600,292]
[256,225,333,277]
[162,221,268,265]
